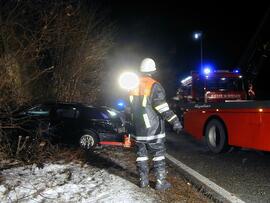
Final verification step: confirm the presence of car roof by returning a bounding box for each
[18,102,118,113]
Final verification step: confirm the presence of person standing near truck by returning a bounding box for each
[128,58,182,190]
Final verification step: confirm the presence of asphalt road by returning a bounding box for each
[166,132,270,203]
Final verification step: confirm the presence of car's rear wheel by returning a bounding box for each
[79,130,98,150]
[205,119,229,153]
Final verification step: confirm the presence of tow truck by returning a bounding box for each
[173,69,270,153]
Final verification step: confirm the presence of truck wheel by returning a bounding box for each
[205,119,229,153]
[79,130,98,150]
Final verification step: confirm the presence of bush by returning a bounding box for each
[0,0,114,162]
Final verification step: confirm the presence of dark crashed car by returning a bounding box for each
[2,102,132,149]
[47,103,132,149]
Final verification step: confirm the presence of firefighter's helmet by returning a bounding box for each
[140,58,156,73]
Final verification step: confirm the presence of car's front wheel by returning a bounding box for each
[79,130,98,150]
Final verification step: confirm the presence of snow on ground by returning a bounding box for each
[0,162,158,203]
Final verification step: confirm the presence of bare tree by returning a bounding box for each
[0,0,114,161]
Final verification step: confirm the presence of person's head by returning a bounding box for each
[140,58,156,76]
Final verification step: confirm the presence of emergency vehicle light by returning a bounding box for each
[203,67,211,75]
[117,102,124,107]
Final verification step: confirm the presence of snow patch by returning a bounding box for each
[0,162,157,203]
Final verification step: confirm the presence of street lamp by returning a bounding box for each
[193,31,203,70]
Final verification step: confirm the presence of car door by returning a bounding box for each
[50,105,80,144]
[84,108,123,142]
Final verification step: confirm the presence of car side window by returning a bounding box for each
[27,105,50,115]
[56,107,77,119]
[86,108,109,120]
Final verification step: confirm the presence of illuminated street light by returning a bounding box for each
[193,31,203,70]
[193,32,202,40]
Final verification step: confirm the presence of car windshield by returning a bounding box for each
[206,77,244,91]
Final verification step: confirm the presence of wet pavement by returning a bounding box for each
[166,132,270,203]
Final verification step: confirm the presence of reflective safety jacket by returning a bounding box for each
[129,76,179,143]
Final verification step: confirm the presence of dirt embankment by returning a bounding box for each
[89,147,212,203]
[0,146,212,202]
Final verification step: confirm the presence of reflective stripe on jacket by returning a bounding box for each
[129,76,179,143]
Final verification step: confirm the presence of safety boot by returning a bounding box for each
[139,174,149,188]
[155,177,171,190]
[154,160,171,190]
[137,161,149,188]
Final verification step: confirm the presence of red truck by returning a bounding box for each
[176,70,247,103]
[173,70,270,153]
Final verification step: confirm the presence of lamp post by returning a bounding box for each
[193,31,203,70]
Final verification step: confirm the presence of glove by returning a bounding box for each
[173,121,182,134]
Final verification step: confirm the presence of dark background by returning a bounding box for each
[100,1,270,103]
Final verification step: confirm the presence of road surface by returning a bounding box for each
[166,132,270,203]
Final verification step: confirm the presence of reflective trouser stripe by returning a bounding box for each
[155,103,169,111]
[152,156,165,161]
[136,157,148,162]
[158,106,169,113]
[155,103,169,113]
[135,133,165,141]
[129,95,133,103]
[143,114,151,128]
[142,95,147,107]
[168,115,177,122]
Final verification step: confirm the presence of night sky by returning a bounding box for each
[101,1,270,101]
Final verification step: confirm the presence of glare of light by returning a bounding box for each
[259,109,263,112]
[202,64,214,76]
[193,32,202,40]
[119,72,139,90]
[107,110,117,117]
[221,78,226,81]
[239,75,243,78]
[216,109,219,112]
[181,76,192,84]
[233,69,240,73]
[204,67,211,75]
[117,102,124,107]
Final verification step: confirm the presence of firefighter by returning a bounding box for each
[129,58,182,190]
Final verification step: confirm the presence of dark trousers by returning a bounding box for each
[135,141,166,181]
[136,141,165,160]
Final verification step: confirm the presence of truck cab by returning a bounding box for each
[178,70,247,103]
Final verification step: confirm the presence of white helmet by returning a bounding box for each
[140,58,156,73]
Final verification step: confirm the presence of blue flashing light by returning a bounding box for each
[203,67,211,75]
[116,99,126,110]
[202,64,214,76]
[117,102,124,107]
[233,69,240,73]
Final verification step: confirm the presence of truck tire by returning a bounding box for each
[79,130,98,150]
[205,119,229,153]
